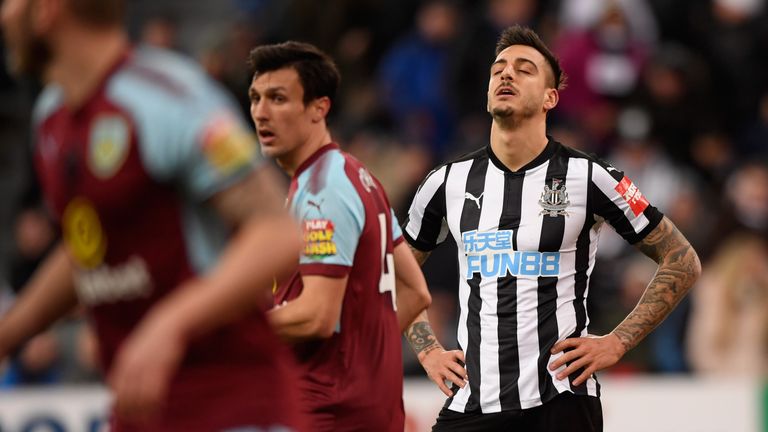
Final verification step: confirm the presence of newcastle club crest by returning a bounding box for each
[539,178,570,217]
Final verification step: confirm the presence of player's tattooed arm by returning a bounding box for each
[403,243,435,352]
[403,243,467,396]
[407,311,467,396]
[613,216,702,351]
[406,317,442,357]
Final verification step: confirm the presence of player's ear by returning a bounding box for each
[543,88,559,111]
[310,97,331,123]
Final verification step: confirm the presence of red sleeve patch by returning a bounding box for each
[614,176,650,216]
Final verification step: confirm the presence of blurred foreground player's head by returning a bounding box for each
[247,41,340,174]
[1,0,125,78]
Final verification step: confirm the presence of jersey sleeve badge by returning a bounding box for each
[201,114,257,174]
[303,219,337,258]
[615,176,650,216]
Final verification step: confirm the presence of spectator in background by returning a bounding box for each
[688,0,768,135]
[707,162,768,254]
[687,234,768,376]
[554,0,653,151]
[630,43,718,164]
[377,0,460,162]
[139,15,178,50]
[197,21,263,118]
[740,92,768,157]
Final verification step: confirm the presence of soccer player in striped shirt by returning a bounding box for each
[248,41,432,431]
[402,25,701,431]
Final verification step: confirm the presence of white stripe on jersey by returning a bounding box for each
[516,163,547,408]
[477,162,505,412]
[406,165,447,241]
[445,160,473,412]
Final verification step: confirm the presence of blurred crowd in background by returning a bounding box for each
[1,0,768,387]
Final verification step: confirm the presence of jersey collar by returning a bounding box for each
[487,136,558,174]
[293,142,339,178]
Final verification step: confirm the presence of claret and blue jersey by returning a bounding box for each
[32,45,303,431]
[275,143,406,431]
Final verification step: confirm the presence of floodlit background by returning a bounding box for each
[1,0,767,430]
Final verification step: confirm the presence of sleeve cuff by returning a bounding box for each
[402,230,438,252]
[298,263,351,278]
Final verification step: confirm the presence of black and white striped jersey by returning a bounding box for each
[403,138,663,413]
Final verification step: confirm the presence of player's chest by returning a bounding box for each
[444,169,589,252]
[36,106,154,220]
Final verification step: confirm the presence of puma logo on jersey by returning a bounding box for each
[307,199,323,212]
[465,192,484,209]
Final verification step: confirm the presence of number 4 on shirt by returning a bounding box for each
[378,213,396,310]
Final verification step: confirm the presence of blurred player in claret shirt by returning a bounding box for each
[248,41,432,431]
[0,0,309,430]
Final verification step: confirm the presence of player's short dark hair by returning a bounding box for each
[248,41,340,106]
[495,25,565,90]
[67,0,125,27]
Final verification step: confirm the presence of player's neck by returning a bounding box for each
[280,128,333,177]
[46,26,128,109]
[489,117,548,171]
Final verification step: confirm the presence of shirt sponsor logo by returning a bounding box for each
[466,251,560,278]
[614,176,649,216]
[303,218,337,258]
[63,197,107,269]
[201,114,256,175]
[88,115,130,179]
[462,230,561,278]
[75,256,153,305]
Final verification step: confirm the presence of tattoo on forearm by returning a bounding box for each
[613,217,701,351]
[407,321,441,355]
[407,244,431,266]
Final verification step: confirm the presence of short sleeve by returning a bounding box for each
[403,165,449,251]
[590,160,663,244]
[391,208,404,246]
[108,53,261,202]
[295,159,365,278]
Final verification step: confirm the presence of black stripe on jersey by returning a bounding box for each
[459,156,488,413]
[497,172,524,410]
[591,186,641,244]
[536,154,568,404]
[408,166,449,251]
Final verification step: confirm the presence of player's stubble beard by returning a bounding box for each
[4,0,52,81]
[489,97,537,129]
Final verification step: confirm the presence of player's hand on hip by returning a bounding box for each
[548,333,626,386]
[419,348,468,397]
[109,311,186,423]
